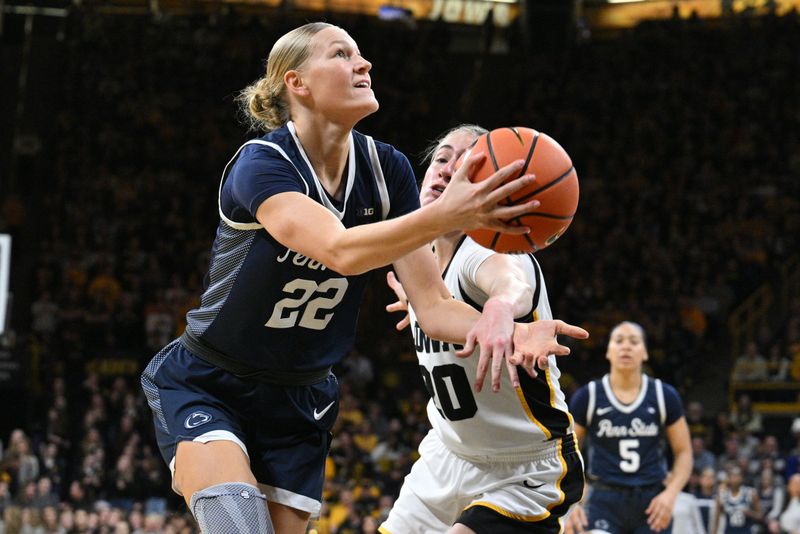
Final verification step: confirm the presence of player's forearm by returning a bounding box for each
[328,203,452,275]
[415,297,483,344]
[474,254,533,319]
[485,274,534,319]
[665,449,693,496]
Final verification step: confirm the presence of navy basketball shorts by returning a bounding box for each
[586,484,670,534]
[140,339,339,517]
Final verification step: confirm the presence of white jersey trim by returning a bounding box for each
[602,374,649,413]
[217,139,309,230]
[168,429,250,494]
[587,381,596,426]
[366,135,391,219]
[219,127,390,231]
[259,485,321,517]
[287,121,354,221]
[655,378,667,426]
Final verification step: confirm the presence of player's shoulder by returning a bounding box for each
[353,130,411,169]
[462,236,493,255]
[655,378,682,400]
[231,127,292,164]
[571,380,596,401]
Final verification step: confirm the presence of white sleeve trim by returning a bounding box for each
[366,135,390,220]
[218,139,309,231]
[587,381,596,426]
[655,378,667,426]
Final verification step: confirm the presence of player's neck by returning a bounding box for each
[431,233,461,273]
[608,369,643,397]
[291,116,351,198]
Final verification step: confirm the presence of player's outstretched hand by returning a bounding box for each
[509,320,589,377]
[564,503,588,534]
[456,298,519,393]
[385,271,410,331]
[436,153,540,235]
[645,489,677,532]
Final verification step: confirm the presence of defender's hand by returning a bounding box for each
[510,320,589,377]
[385,271,410,331]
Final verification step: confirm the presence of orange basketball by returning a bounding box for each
[461,127,579,254]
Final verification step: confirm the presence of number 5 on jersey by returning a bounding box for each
[266,278,348,330]
[619,439,640,473]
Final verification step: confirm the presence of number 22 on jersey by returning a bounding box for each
[265,278,349,330]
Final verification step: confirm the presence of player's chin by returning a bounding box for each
[351,100,379,123]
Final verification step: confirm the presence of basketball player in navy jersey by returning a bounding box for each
[565,322,692,534]
[380,125,585,534]
[140,23,589,534]
[710,466,761,534]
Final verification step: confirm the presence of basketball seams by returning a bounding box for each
[490,232,502,250]
[486,132,500,172]
[513,166,575,205]
[465,127,578,254]
[521,131,539,180]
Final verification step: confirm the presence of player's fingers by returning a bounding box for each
[385,301,405,313]
[553,320,590,339]
[547,341,571,357]
[536,354,551,370]
[576,506,588,527]
[485,171,535,201]
[454,151,488,182]
[474,350,489,393]
[491,350,504,392]
[386,271,407,301]
[485,219,532,235]
[524,354,537,378]
[505,357,520,388]
[396,315,410,331]
[456,335,477,359]
[490,199,541,222]
[564,511,584,534]
[476,159,526,192]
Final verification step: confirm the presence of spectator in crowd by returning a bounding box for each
[777,474,800,534]
[694,467,718,533]
[693,436,718,474]
[732,341,769,382]
[758,467,786,533]
[766,344,791,382]
[730,394,764,435]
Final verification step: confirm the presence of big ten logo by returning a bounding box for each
[276,249,327,271]
[427,0,515,26]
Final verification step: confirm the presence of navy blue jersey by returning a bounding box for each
[693,490,716,533]
[570,374,684,487]
[185,122,419,372]
[719,487,757,533]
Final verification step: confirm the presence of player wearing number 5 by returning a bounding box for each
[565,322,692,534]
[380,125,586,534]
[140,24,588,534]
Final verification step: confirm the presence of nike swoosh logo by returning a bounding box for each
[523,480,545,489]
[596,406,613,415]
[313,401,336,420]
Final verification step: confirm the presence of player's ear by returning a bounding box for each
[643,349,649,362]
[284,70,309,98]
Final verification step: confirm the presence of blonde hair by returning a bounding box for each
[237,22,334,132]
[421,124,488,165]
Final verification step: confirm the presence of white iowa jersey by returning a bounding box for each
[408,236,573,459]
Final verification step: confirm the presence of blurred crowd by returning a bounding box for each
[1,5,799,534]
